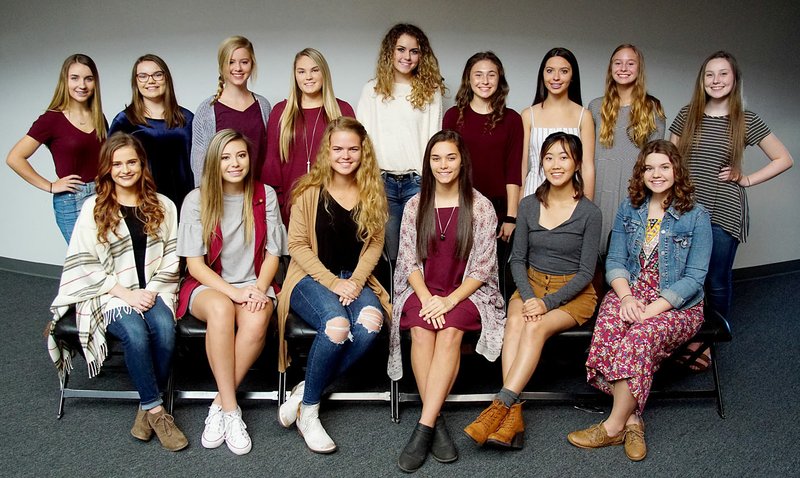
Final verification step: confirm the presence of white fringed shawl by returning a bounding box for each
[48,195,180,379]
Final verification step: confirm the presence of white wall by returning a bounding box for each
[2,0,798,268]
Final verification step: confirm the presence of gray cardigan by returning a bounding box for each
[190,93,271,186]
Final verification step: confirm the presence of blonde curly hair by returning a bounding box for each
[292,117,388,240]
[373,23,446,109]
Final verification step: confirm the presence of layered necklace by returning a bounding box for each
[435,203,457,241]
[302,106,324,173]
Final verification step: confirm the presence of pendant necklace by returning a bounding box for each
[435,203,457,241]
[303,107,324,173]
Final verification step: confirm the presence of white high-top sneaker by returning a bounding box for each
[297,403,337,454]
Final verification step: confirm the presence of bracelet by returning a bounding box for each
[49,182,53,193]
[503,215,516,224]
[619,293,633,301]
[745,176,751,187]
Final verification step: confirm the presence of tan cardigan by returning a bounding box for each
[276,186,391,372]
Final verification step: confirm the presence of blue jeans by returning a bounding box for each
[706,224,739,319]
[106,297,176,409]
[290,273,384,405]
[53,181,96,244]
[382,173,421,260]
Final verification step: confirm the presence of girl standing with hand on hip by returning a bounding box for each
[669,51,792,370]
[7,54,106,243]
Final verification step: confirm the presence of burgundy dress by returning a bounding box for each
[400,207,480,331]
[586,247,704,412]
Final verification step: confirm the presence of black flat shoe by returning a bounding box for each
[431,415,458,463]
[398,423,433,473]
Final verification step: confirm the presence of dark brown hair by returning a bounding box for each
[124,54,186,129]
[629,139,695,213]
[534,132,584,207]
[416,130,474,261]
[454,51,509,131]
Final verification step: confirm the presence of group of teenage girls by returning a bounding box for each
[11,22,792,468]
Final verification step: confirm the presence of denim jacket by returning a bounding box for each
[606,197,712,310]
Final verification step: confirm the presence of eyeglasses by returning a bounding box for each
[136,71,165,83]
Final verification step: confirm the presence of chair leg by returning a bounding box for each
[164,361,175,415]
[57,372,69,420]
[278,371,287,406]
[391,380,400,423]
[709,345,726,419]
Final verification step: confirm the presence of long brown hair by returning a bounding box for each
[534,132,584,207]
[533,47,582,106]
[291,117,388,240]
[677,51,745,179]
[373,23,446,109]
[199,129,256,248]
[453,51,509,132]
[416,130,474,261]
[629,140,695,213]
[598,44,665,148]
[47,54,106,142]
[124,54,186,129]
[94,133,164,243]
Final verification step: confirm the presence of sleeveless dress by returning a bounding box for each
[522,107,584,197]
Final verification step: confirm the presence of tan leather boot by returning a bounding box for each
[131,408,152,441]
[147,408,189,452]
[486,402,525,449]
[624,422,647,461]
[463,400,509,445]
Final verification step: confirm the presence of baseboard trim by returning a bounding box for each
[0,257,61,280]
[732,259,800,282]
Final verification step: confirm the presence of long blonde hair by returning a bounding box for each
[373,23,446,109]
[598,44,665,149]
[211,36,257,104]
[278,48,343,162]
[678,51,746,179]
[48,54,106,142]
[292,117,388,240]
[199,129,256,248]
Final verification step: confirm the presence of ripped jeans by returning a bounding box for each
[290,272,384,405]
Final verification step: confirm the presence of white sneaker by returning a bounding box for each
[224,408,252,455]
[297,403,337,454]
[278,381,305,428]
[201,403,225,449]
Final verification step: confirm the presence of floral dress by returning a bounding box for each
[585,218,704,411]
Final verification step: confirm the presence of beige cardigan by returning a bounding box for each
[276,186,391,372]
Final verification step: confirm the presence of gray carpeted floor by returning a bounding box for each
[2,269,798,477]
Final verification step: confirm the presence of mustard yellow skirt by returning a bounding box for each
[509,267,597,325]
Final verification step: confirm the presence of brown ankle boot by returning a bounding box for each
[486,402,525,449]
[146,408,189,452]
[464,400,509,446]
[131,408,153,441]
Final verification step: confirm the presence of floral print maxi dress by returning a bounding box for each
[585,219,704,412]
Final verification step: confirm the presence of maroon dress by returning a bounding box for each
[400,207,480,331]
